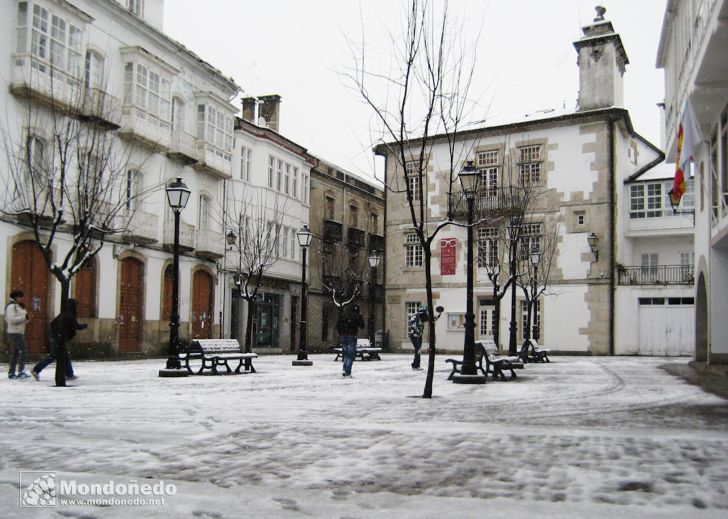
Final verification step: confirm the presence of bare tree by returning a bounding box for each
[349,0,479,398]
[226,189,287,353]
[318,238,369,311]
[1,67,155,387]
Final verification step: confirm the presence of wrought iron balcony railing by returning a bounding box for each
[617,265,694,286]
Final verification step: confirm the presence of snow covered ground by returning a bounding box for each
[1,354,727,518]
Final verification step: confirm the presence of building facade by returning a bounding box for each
[657,0,728,363]
[378,9,695,356]
[0,0,239,357]
[307,160,385,352]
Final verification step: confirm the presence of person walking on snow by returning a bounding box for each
[32,299,86,381]
[5,290,30,379]
[408,305,428,370]
[336,303,364,377]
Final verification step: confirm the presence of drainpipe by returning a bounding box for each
[608,118,616,356]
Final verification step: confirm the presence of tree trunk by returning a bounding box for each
[244,299,256,354]
[54,278,70,387]
[423,250,436,399]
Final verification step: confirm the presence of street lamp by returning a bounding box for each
[293,224,314,366]
[587,232,599,262]
[453,160,486,384]
[159,177,191,378]
[530,246,541,342]
[507,219,520,356]
[367,249,382,347]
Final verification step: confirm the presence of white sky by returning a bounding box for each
[2,355,727,517]
[164,0,668,181]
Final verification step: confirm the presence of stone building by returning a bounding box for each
[657,0,728,364]
[306,159,385,352]
[377,8,695,355]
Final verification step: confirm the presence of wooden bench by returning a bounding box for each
[332,338,382,361]
[179,339,257,375]
[482,342,519,380]
[519,339,550,363]
[445,344,487,380]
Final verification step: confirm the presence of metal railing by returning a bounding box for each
[617,265,694,286]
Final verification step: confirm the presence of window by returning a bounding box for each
[127,0,143,17]
[646,183,663,217]
[276,159,283,191]
[197,104,232,155]
[289,228,297,261]
[478,150,499,196]
[479,300,496,338]
[631,182,666,218]
[240,147,251,182]
[520,300,540,340]
[84,50,104,91]
[575,211,585,226]
[284,164,290,195]
[478,227,498,267]
[279,225,288,258]
[641,253,658,278]
[292,167,298,198]
[349,205,359,228]
[26,135,46,184]
[370,213,379,234]
[125,62,170,123]
[268,156,275,188]
[126,169,140,211]
[405,161,422,201]
[325,196,336,220]
[302,173,310,204]
[406,301,422,322]
[171,97,185,132]
[162,265,173,320]
[198,195,210,231]
[630,185,645,218]
[405,233,423,267]
[520,223,542,259]
[518,145,542,185]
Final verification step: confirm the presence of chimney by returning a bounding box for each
[258,95,281,132]
[242,97,257,123]
[573,6,629,111]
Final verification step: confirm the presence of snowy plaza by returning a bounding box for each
[1,354,727,518]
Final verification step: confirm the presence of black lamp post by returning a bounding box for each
[367,250,382,347]
[453,160,486,384]
[587,232,599,262]
[507,219,520,356]
[293,224,314,366]
[530,246,541,342]
[159,177,191,377]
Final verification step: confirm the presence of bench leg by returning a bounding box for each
[246,359,256,373]
[234,359,243,374]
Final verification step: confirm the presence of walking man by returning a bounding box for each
[408,305,428,370]
[5,290,30,379]
[32,299,86,381]
[336,303,364,378]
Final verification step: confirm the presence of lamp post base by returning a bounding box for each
[158,368,189,378]
[292,359,313,366]
[452,373,486,385]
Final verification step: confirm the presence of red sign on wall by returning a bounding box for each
[440,238,457,275]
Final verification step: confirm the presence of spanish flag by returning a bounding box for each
[671,100,702,205]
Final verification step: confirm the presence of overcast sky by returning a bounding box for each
[164,0,668,181]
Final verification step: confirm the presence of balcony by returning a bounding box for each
[121,209,159,244]
[80,88,121,129]
[193,143,232,179]
[347,227,366,250]
[617,265,695,286]
[163,220,195,252]
[195,229,224,259]
[10,58,80,111]
[323,219,343,243]
[168,130,198,164]
[369,233,384,252]
[119,105,171,150]
[626,213,694,236]
[449,187,527,220]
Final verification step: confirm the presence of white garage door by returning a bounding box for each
[638,297,695,356]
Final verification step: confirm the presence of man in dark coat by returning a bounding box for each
[336,303,364,377]
[32,299,87,381]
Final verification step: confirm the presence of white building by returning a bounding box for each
[222,96,313,353]
[379,8,695,356]
[657,0,728,364]
[0,0,239,357]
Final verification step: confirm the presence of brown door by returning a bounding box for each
[10,241,49,354]
[191,270,213,339]
[119,257,143,353]
[75,259,96,318]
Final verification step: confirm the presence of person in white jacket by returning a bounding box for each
[5,290,30,379]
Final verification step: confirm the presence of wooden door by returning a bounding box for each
[119,257,143,352]
[191,270,213,339]
[10,241,49,354]
[75,259,96,318]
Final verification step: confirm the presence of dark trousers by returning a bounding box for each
[409,334,422,368]
[33,338,74,376]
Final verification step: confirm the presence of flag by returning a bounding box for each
[671,100,702,205]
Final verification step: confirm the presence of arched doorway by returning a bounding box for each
[119,257,144,353]
[10,240,49,354]
[191,270,214,339]
[695,272,708,362]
